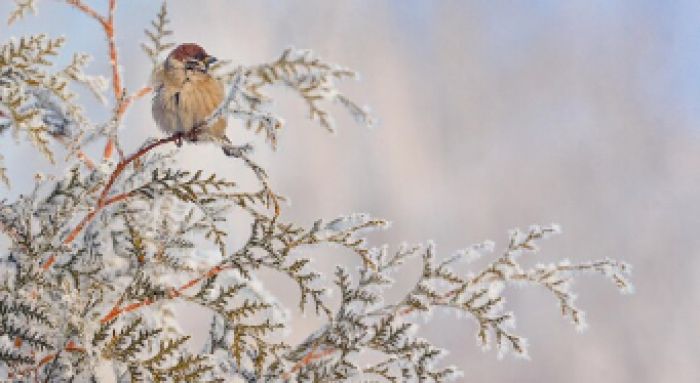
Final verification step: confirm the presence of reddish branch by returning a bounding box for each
[117,86,153,117]
[284,346,337,379]
[282,289,462,376]
[44,2,156,256]
[42,134,176,270]
[106,0,120,101]
[27,3,276,375]
[66,0,121,101]
[75,150,96,170]
[39,134,171,272]
[100,265,232,323]
[66,0,152,163]
[10,341,85,380]
[65,0,105,26]
[62,135,179,246]
[105,86,154,161]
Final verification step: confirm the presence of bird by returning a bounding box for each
[151,43,229,149]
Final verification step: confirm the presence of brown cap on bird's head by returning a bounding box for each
[169,43,208,62]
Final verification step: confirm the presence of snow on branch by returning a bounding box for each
[213,46,375,150]
[7,0,36,25]
[0,2,632,382]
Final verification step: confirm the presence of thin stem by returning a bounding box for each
[62,135,179,246]
[59,75,246,258]
[284,347,337,379]
[65,0,129,162]
[100,264,233,323]
[75,150,96,170]
[12,341,85,381]
[65,0,107,27]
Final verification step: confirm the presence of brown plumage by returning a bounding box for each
[152,43,227,144]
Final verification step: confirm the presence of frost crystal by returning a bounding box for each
[0,2,632,382]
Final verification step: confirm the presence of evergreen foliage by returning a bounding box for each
[0,2,632,381]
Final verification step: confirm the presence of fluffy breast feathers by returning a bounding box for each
[152,68,226,140]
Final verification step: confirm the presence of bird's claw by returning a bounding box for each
[186,123,204,142]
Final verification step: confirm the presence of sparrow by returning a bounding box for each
[151,43,228,148]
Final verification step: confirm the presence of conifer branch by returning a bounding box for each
[0,3,633,381]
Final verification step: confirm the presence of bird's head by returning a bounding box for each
[165,43,217,74]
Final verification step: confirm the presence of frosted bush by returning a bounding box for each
[0,2,631,381]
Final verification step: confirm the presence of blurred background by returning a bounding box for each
[2,1,699,382]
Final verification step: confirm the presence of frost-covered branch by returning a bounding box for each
[0,2,632,382]
[213,47,374,150]
[279,225,631,380]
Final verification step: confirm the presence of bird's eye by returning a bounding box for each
[185,60,199,70]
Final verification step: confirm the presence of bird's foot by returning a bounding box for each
[184,123,205,142]
[174,133,183,147]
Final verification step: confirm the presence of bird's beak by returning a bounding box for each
[204,55,217,68]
